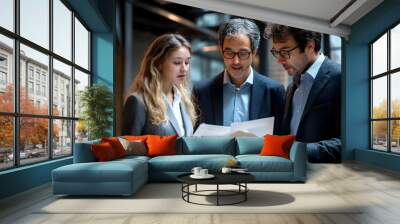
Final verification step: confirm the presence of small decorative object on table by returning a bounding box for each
[221,159,241,173]
[226,159,238,168]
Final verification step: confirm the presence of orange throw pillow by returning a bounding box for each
[260,134,296,159]
[101,137,126,158]
[146,135,178,157]
[91,142,117,161]
[124,135,148,141]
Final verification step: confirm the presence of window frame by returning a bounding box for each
[370,20,400,154]
[0,0,92,171]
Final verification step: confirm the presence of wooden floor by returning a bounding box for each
[1,162,400,224]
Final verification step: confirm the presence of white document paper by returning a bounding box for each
[193,117,274,137]
[193,123,231,137]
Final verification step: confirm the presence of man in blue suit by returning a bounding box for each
[266,25,341,163]
[193,18,285,133]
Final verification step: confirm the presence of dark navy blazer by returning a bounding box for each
[193,71,285,134]
[281,58,341,162]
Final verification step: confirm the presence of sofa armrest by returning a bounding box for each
[289,141,307,181]
[73,140,100,163]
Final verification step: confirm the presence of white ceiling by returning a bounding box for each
[165,0,384,38]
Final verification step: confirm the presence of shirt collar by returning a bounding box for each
[162,86,182,104]
[223,67,254,87]
[305,53,325,79]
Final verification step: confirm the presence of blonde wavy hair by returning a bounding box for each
[128,34,197,126]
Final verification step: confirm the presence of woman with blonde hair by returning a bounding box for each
[122,34,197,136]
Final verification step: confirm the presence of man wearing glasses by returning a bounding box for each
[193,18,284,133]
[265,25,341,163]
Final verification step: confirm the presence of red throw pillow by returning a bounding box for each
[91,142,117,161]
[259,134,296,159]
[101,137,126,158]
[146,135,178,157]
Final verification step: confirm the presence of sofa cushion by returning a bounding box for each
[115,155,150,163]
[148,154,235,172]
[236,137,263,155]
[177,137,236,155]
[53,156,148,182]
[91,142,118,161]
[236,155,293,172]
[260,134,295,159]
[124,135,148,141]
[118,137,147,156]
[52,157,149,195]
[52,159,146,183]
[146,135,177,157]
[101,137,127,158]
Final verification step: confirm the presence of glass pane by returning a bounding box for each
[53,0,72,60]
[53,59,72,117]
[75,120,88,143]
[53,119,72,158]
[74,69,89,118]
[391,72,400,118]
[20,0,49,49]
[329,35,341,48]
[372,77,387,119]
[372,121,388,151]
[372,33,387,76]
[0,0,14,31]
[75,17,89,70]
[20,44,49,115]
[0,34,14,112]
[20,117,49,165]
[328,31,342,65]
[330,49,341,65]
[0,116,13,170]
[391,24,400,70]
[391,120,400,153]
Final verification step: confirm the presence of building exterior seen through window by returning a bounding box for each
[0,0,91,170]
[370,23,400,154]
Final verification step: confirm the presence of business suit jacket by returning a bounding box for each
[193,71,285,134]
[281,58,341,162]
[122,93,193,136]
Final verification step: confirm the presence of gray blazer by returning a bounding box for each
[122,93,193,136]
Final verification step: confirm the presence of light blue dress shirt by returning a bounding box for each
[290,54,325,135]
[223,68,254,126]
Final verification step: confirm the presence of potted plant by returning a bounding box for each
[79,84,113,140]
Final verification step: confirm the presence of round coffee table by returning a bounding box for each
[177,172,255,206]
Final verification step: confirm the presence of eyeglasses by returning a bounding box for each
[222,50,252,60]
[270,45,299,59]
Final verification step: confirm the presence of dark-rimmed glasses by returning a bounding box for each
[270,45,299,59]
[222,50,251,60]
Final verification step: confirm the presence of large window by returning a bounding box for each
[370,23,400,154]
[0,0,91,171]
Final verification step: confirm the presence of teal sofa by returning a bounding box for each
[52,137,306,196]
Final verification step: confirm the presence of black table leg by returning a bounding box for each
[245,183,247,201]
[217,184,219,206]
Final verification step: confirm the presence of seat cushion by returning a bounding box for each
[148,154,235,173]
[53,158,147,183]
[236,155,293,172]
